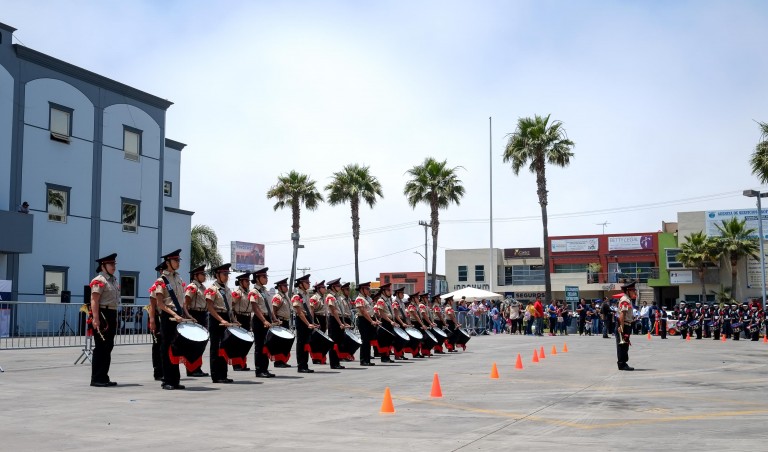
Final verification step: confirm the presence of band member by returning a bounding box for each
[231,272,252,371]
[702,303,713,339]
[443,296,459,352]
[147,262,165,381]
[730,304,742,340]
[616,281,636,371]
[711,303,721,341]
[417,292,435,357]
[249,267,276,378]
[721,304,733,339]
[337,282,356,362]
[741,303,751,340]
[407,293,427,358]
[271,278,293,367]
[431,294,446,354]
[654,302,668,339]
[292,274,318,373]
[182,265,210,377]
[676,301,689,340]
[204,263,236,383]
[373,284,396,363]
[89,253,119,387]
[693,302,704,339]
[390,287,410,360]
[309,280,329,364]
[748,305,761,341]
[325,278,348,369]
[354,281,380,366]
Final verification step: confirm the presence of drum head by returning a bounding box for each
[393,327,409,340]
[459,328,471,338]
[405,327,423,340]
[344,329,363,344]
[269,326,295,339]
[314,329,332,341]
[228,326,255,342]
[425,330,437,342]
[431,327,448,338]
[177,323,209,341]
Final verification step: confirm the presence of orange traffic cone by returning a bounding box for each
[380,387,395,414]
[721,334,727,342]
[539,346,546,359]
[551,345,557,356]
[430,373,443,398]
[763,334,767,343]
[647,332,651,340]
[532,349,539,363]
[515,353,524,370]
[490,362,500,379]
[686,333,691,341]
[562,343,569,353]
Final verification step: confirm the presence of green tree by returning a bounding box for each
[267,171,324,289]
[404,157,465,296]
[677,231,719,304]
[503,114,575,302]
[325,164,384,285]
[748,121,768,182]
[713,217,760,301]
[47,189,64,210]
[710,285,735,308]
[190,224,223,273]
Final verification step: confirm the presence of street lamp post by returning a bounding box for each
[414,251,427,294]
[743,189,768,311]
[418,221,431,295]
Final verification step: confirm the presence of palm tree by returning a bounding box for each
[404,158,465,296]
[267,171,324,289]
[713,217,760,301]
[710,285,735,308]
[325,164,384,285]
[677,231,719,303]
[47,189,64,210]
[190,224,223,272]
[748,121,768,182]
[503,114,575,302]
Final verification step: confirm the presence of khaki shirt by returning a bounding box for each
[337,293,352,317]
[272,291,291,320]
[232,285,251,315]
[310,293,327,316]
[151,270,186,310]
[184,280,207,311]
[374,297,392,320]
[618,295,633,325]
[248,284,271,317]
[354,295,372,312]
[205,280,230,313]
[90,272,119,309]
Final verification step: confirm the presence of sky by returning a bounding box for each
[4,0,768,283]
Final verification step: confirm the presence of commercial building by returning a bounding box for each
[378,271,447,295]
[0,22,192,306]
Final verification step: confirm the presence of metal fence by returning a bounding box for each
[0,302,152,350]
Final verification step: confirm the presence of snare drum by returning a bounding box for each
[219,326,254,366]
[392,327,410,349]
[340,329,362,357]
[431,327,448,340]
[170,322,209,372]
[405,327,423,350]
[688,319,700,329]
[265,326,295,362]
[676,320,688,330]
[452,328,471,345]
[731,322,743,333]
[309,329,335,356]
[421,329,438,348]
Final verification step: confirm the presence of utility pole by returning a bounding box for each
[418,220,431,294]
[596,221,610,234]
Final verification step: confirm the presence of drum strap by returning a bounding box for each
[218,287,232,320]
[161,276,184,315]
[258,287,274,322]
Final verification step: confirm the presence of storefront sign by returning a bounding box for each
[551,238,598,253]
[747,252,768,288]
[504,247,541,258]
[608,235,654,251]
[565,285,579,303]
[670,270,693,285]
[705,209,768,239]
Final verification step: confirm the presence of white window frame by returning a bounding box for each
[49,103,72,143]
[123,126,142,161]
[121,198,140,233]
[163,181,172,197]
[46,184,69,223]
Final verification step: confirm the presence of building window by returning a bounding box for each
[475,265,485,282]
[504,266,513,285]
[617,262,655,283]
[666,249,683,269]
[49,103,72,143]
[46,184,69,223]
[511,265,545,285]
[458,265,467,282]
[43,266,68,303]
[121,198,140,232]
[124,127,142,161]
[120,272,138,304]
[684,294,715,303]
[163,181,172,197]
[554,263,588,273]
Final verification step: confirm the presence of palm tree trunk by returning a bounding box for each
[731,258,738,302]
[351,197,360,285]
[430,200,439,297]
[289,198,301,296]
[535,160,552,302]
[699,267,706,303]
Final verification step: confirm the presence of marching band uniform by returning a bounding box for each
[325,278,347,369]
[249,267,276,378]
[204,263,235,383]
[292,274,316,373]
[183,265,210,377]
[431,295,446,354]
[702,304,713,339]
[148,262,165,381]
[151,249,189,390]
[231,272,252,371]
[443,296,459,352]
[354,281,380,366]
[676,302,689,340]
[406,294,426,358]
[615,281,636,371]
[417,294,434,357]
[372,284,395,363]
[271,278,293,367]
[89,253,120,387]
[748,306,761,341]
[731,305,742,341]
[337,283,356,361]
[693,302,704,339]
[390,288,410,360]
[309,281,328,365]
[721,305,733,339]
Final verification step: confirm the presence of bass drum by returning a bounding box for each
[421,329,438,348]
[170,322,209,372]
[219,326,254,365]
[452,328,471,345]
[309,328,335,356]
[431,327,448,340]
[341,329,362,356]
[265,326,295,360]
[405,327,423,350]
[392,326,410,349]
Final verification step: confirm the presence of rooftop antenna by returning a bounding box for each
[596,221,610,234]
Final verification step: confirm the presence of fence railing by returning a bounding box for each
[0,301,152,350]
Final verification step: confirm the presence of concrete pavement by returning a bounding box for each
[1,333,766,451]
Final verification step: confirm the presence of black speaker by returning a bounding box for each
[83,285,91,305]
[61,290,71,303]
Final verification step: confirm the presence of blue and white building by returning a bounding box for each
[0,22,192,307]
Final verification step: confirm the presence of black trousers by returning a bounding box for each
[357,317,374,363]
[251,317,270,373]
[615,324,630,368]
[578,317,586,335]
[274,319,291,364]
[160,312,180,386]
[328,317,344,367]
[91,309,117,384]
[295,320,311,370]
[233,313,252,369]
[603,317,614,338]
[187,310,209,375]
[695,324,703,339]
[208,312,229,381]
[712,322,720,340]
[151,314,162,379]
[376,322,395,361]
[659,319,667,339]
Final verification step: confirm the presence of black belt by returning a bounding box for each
[190,309,207,313]
[100,306,117,311]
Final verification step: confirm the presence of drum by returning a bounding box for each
[688,319,700,328]
[405,327,423,350]
[706,321,717,328]
[392,326,410,349]
[421,329,438,348]
[341,329,362,356]
[170,322,209,371]
[219,326,254,365]
[731,322,743,333]
[747,323,758,333]
[309,328,335,356]
[452,328,471,345]
[265,326,295,360]
[676,320,688,330]
[431,327,448,340]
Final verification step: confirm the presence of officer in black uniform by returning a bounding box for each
[292,274,317,373]
[601,297,615,339]
[182,265,210,377]
[205,263,236,383]
[249,267,276,378]
[615,281,636,371]
[89,253,120,387]
[148,262,165,381]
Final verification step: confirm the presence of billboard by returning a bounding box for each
[705,209,768,239]
[504,247,541,259]
[608,235,654,251]
[670,270,693,285]
[231,241,265,272]
[551,238,598,253]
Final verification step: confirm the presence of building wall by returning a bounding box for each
[163,144,181,210]
[0,62,12,211]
